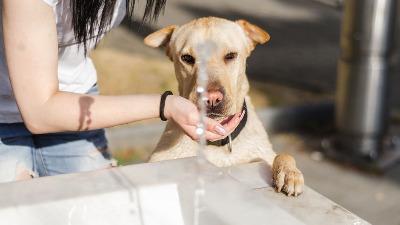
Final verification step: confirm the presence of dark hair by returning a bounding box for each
[71,0,166,54]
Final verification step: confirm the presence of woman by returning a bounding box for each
[0,0,243,183]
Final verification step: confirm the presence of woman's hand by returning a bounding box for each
[164,95,245,141]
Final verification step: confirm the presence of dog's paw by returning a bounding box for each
[272,154,304,197]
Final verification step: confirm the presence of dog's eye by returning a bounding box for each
[225,52,237,61]
[181,54,195,65]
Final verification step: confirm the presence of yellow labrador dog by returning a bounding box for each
[144,17,304,196]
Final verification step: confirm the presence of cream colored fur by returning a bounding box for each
[144,17,304,196]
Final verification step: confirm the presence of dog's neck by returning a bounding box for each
[207,100,248,152]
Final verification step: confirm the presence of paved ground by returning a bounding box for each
[99,0,400,224]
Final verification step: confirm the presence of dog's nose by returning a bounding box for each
[207,90,224,108]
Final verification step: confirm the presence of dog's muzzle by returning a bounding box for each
[207,100,248,152]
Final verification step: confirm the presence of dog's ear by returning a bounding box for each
[144,25,179,47]
[236,20,270,52]
[144,25,178,60]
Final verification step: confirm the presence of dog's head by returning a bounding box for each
[144,17,269,120]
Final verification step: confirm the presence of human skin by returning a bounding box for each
[1,0,242,141]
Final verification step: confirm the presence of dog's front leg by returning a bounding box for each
[272,154,304,196]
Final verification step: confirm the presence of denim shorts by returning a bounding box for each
[0,85,117,183]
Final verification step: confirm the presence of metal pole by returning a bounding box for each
[335,0,397,160]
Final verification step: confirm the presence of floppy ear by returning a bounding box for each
[144,25,178,59]
[236,20,270,52]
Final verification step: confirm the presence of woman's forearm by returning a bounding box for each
[23,92,162,134]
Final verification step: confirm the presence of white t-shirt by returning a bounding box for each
[0,0,126,123]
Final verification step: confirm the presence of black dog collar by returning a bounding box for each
[207,100,248,152]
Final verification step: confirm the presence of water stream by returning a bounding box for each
[193,40,216,225]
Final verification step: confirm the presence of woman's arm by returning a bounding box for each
[2,0,242,139]
[2,0,156,133]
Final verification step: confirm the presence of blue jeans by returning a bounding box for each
[0,86,117,183]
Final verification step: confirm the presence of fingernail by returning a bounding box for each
[239,109,246,120]
[214,125,227,136]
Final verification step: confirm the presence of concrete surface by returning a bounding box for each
[105,105,400,225]
[99,0,400,225]
[0,156,371,225]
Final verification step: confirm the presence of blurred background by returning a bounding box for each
[91,0,400,224]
